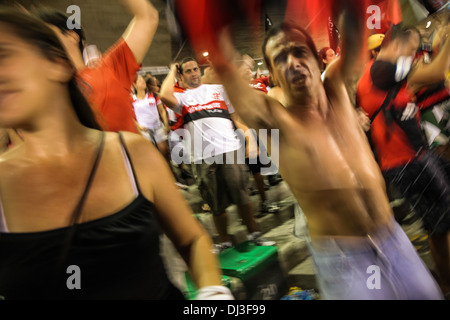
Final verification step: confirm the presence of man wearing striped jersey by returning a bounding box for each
[160,58,275,251]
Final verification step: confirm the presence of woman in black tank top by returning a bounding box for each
[0,7,232,300]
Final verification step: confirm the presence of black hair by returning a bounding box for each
[381,23,422,50]
[262,21,320,72]
[178,57,197,74]
[318,47,331,60]
[33,6,86,55]
[0,7,100,130]
[318,47,333,71]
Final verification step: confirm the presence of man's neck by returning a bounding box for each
[285,85,328,119]
[185,83,202,90]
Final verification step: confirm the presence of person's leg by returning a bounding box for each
[221,161,275,246]
[237,201,258,234]
[252,172,267,202]
[429,232,450,298]
[213,212,231,243]
[221,162,257,234]
[247,160,278,215]
[385,221,444,300]
[196,162,232,248]
[308,221,443,300]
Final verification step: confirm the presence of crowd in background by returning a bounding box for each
[0,0,449,300]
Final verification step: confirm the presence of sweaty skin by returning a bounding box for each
[271,31,392,237]
[211,19,392,239]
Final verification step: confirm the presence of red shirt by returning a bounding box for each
[78,38,139,133]
[169,83,185,130]
[249,76,270,93]
[357,60,419,171]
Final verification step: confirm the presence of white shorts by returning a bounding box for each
[141,125,168,145]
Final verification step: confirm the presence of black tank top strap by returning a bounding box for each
[70,131,106,225]
[117,131,141,194]
[57,131,106,282]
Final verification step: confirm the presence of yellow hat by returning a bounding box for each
[368,34,385,50]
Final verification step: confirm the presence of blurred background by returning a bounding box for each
[2,0,449,82]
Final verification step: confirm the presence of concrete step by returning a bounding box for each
[261,219,310,276]
[287,256,318,291]
[193,198,297,246]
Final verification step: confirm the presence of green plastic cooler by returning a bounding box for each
[219,241,287,300]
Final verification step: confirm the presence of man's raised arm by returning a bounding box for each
[324,0,368,87]
[408,24,450,92]
[159,64,181,110]
[209,31,275,131]
[121,0,159,64]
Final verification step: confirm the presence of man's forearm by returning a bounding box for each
[159,65,179,108]
[333,0,367,80]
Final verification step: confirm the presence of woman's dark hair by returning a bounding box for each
[381,23,422,50]
[262,21,320,72]
[33,6,86,55]
[145,74,160,97]
[0,7,100,130]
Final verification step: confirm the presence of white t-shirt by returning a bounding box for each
[132,93,163,130]
[173,84,241,162]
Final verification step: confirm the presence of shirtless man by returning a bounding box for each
[200,1,443,299]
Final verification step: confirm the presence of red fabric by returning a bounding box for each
[285,0,331,45]
[173,82,186,93]
[174,0,261,64]
[357,61,418,170]
[416,84,450,111]
[250,77,268,93]
[285,0,401,47]
[169,112,184,131]
[169,83,185,130]
[365,0,402,34]
[78,38,139,133]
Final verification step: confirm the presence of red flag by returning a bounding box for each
[174,0,261,64]
[366,0,402,34]
[285,0,332,46]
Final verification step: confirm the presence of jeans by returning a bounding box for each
[307,220,443,300]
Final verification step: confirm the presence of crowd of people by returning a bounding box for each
[0,0,449,300]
